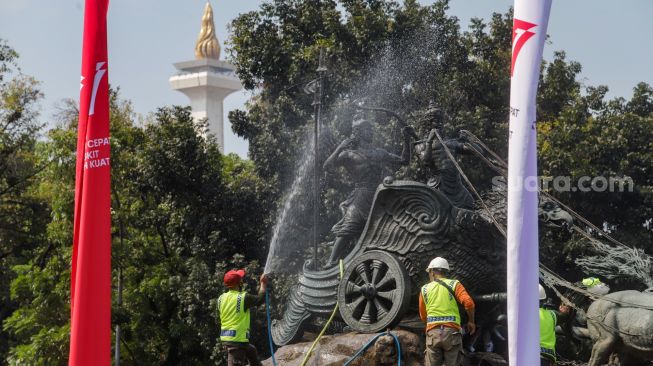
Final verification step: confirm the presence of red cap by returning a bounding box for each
[224,269,246,288]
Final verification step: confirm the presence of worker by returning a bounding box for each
[539,284,570,366]
[582,277,610,296]
[218,269,268,366]
[419,257,476,366]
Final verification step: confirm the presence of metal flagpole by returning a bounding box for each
[313,49,327,270]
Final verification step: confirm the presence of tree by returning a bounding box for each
[0,39,47,362]
[114,106,272,364]
[538,82,653,287]
[3,93,274,364]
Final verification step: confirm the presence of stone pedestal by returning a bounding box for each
[262,330,425,366]
[169,58,242,152]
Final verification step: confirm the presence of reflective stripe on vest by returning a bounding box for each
[421,279,461,326]
[539,308,557,361]
[219,290,250,342]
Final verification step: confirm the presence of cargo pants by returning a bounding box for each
[424,326,463,366]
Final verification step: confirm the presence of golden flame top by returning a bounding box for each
[195,2,221,60]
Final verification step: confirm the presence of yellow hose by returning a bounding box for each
[299,259,344,366]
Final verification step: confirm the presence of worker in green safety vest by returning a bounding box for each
[539,284,570,366]
[218,269,268,366]
[419,257,476,366]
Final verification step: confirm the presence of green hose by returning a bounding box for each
[299,259,344,366]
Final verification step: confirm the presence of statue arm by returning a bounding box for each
[323,138,353,171]
[457,136,507,171]
[460,140,483,156]
[385,126,414,165]
[457,131,495,161]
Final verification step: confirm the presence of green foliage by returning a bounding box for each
[538,83,653,281]
[0,38,47,363]
[110,105,272,365]
[4,262,70,365]
[1,91,273,364]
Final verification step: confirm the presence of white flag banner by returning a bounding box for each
[507,1,552,365]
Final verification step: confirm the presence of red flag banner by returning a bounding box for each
[70,0,111,364]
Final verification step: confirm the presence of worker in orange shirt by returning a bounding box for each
[419,257,476,366]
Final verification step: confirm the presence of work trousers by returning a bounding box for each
[224,342,262,366]
[424,326,463,366]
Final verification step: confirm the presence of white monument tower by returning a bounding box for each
[169,2,242,152]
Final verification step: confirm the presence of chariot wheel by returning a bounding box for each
[337,250,411,333]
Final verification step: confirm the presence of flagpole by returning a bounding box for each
[507,1,552,365]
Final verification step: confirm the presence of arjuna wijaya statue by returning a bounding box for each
[270,105,576,347]
[267,102,653,366]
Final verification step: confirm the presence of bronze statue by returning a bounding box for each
[271,125,574,346]
[419,129,477,209]
[322,116,412,266]
[414,107,485,209]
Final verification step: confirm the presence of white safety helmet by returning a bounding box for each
[539,284,547,300]
[426,257,450,272]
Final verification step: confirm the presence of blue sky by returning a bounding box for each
[1,0,651,158]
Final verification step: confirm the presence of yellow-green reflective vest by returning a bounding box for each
[219,290,250,343]
[421,279,461,326]
[539,308,557,361]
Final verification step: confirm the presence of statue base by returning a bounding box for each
[262,330,424,366]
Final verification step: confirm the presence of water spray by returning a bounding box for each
[353,105,419,140]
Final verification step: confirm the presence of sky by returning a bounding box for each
[1,0,651,158]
